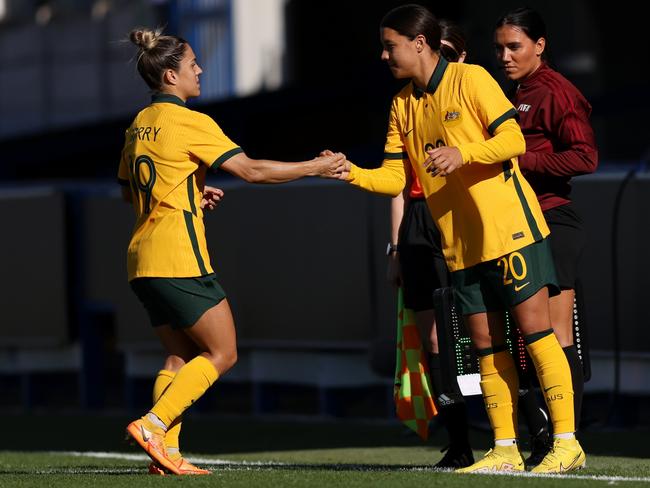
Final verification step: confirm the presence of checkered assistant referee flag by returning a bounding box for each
[394,288,437,440]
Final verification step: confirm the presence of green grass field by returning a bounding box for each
[1,413,649,487]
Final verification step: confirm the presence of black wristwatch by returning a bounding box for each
[386,242,399,256]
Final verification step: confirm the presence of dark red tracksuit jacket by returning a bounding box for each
[509,63,598,211]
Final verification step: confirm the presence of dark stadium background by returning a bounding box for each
[1,0,649,431]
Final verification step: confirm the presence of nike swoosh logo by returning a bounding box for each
[560,453,583,472]
[140,425,152,442]
[404,128,414,137]
[543,385,560,393]
[514,282,530,292]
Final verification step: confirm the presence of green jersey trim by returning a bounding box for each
[187,174,197,216]
[512,172,543,242]
[151,93,186,107]
[487,108,518,136]
[384,152,408,160]
[413,56,449,99]
[502,161,512,181]
[183,210,208,275]
[211,147,244,170]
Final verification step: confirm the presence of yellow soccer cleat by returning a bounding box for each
[125,418,181,476]
[456,444,524,473]
[530,437,586,473]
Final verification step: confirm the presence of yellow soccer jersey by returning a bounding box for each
[117,94,242,280]
[348,57,549,271]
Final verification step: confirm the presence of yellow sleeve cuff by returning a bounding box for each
[346,159,406,197]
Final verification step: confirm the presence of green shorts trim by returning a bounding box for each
[451,239,559,315]
[130,273,227,329]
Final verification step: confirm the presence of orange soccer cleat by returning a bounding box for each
[148,458,211,475]
[125,418,181,476]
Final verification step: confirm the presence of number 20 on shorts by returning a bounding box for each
[497,251,527,285]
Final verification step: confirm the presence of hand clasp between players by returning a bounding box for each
[423,146,463,177]
[318,149,351,180]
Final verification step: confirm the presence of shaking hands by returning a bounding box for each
[318,149,351,180]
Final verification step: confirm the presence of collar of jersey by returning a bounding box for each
[413,55,448,99]
[518,61,549,89]
[151,93,186,107]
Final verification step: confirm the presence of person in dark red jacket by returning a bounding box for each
[494,6,598,469]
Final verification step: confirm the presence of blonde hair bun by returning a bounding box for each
[129,28,162,51]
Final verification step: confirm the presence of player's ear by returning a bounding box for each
[535,37,546,57]
[415,34,426,53]
[162,68,178,86]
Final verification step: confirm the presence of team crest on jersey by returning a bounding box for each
[442,108,462,127]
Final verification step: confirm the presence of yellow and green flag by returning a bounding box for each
[394,288,437,439]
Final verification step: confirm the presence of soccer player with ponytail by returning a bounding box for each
[120,28,345,475]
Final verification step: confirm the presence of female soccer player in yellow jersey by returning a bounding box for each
[120,28,345,475]
[325,4,584,473]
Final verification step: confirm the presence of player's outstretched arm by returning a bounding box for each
[319,149,405,197]
[220,151,346,184]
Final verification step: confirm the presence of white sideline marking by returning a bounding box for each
[35,468,143,475]
[57,451,288,466]
[51,451,650,482]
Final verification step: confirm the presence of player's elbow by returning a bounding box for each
[364,175,404,197]
[238,156,267,183]
[513,131,526,156]
[386,172,406,197]
[241,166,265,183]
[388,183,405,197]
[586,150,599,173]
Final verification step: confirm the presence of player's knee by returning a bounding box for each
[214,348,238,375]
[164,354,187,372]
[556,335,573,348]
[225,348,238,371]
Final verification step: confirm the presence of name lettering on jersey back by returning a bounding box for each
[128,126,162,143]
[517,104,531,113]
